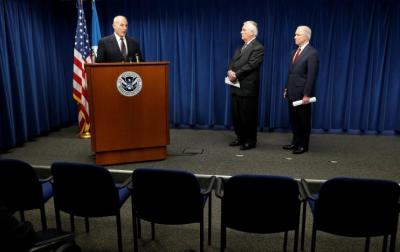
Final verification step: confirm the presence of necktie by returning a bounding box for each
[120,37,127,60]
[292,47,301,63]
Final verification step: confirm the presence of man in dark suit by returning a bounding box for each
[96,15,143,63]
[227,21,264,150]
[283,25,319,154]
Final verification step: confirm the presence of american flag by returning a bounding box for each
[72,0,92,135]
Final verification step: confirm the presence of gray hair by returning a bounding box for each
[243,20,258,36]
[297,25,312,40]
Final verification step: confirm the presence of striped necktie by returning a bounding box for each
[120,37,127,60]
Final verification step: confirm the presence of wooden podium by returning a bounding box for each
[85,62,169,165]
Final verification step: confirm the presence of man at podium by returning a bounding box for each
[96,15,143,63]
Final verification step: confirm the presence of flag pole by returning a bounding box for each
[91,0,101,61]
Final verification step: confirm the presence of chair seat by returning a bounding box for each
[41,181,53,203]
[118,186,130,206]
[51,161,130,252]
[216,175,302,252]
[301,177,400,252]
[307,194,318,214]
[0,159,53,230]
[131,168,215,252]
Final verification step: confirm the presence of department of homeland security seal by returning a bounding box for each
[116,71,143,97]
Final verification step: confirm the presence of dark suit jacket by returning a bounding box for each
[228,39,264,97]
[95,34,143,63]
[285,44,319,100]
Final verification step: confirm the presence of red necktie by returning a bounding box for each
[292,47,301,64]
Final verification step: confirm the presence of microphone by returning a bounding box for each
[128,56,133,63]
[135,53,140,62]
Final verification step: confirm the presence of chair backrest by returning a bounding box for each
[222,174,301,233]
[51,162,119,217]
[132,168,203,225]
[0,159,44,210]
[315,177,400,237]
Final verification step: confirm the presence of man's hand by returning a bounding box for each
[227,70,237,82]
[302,96,311,104]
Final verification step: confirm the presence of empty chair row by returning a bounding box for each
[1,158,399,252]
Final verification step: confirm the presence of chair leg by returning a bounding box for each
[365,237,370,252]
[151,222,155,240]
[116,212,123,252]
[283,231,288,251]
[301,202,306,251]
[137,218,142,239]
[55,208,62,232]
[19,210,25,222]
[220,223,226,252]
[294,227,299,252]
[85,217,90,233]
[40,206,47,230]
[200,218,204,252]
[389,232,397,252]
[132,205,139,252]
[382,235,388,252]
[131,196,142,240]
[70,214,75,232]
[208,194,212,246]
[310,225,317,252]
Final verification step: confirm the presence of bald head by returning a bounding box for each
[113,15,128,37]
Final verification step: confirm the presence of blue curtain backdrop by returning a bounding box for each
[1,0,399,150]
[0,0,76,151]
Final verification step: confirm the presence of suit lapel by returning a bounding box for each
[241,40,255,54]
[293,44,310,65]
[110,35,123,56]
[233,48,242,61]
[233,40,256,61]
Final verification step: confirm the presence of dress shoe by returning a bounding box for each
[239,143,256,150]
[292,147,307,154]
[229,139,243,147]
[282,144,296,150]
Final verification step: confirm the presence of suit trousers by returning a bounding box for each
[288,101,311,149]
[231,94,258,144]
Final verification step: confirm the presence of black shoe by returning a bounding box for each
[229,139,243,147]
[240,143,256,150]
[292,147,307,154]
[282,144,297,150]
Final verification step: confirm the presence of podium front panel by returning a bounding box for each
[86,62,169,158]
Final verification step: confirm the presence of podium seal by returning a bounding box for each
[116,71,143,97]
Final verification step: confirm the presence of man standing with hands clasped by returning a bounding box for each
[227,20,264,150]
[283,25,319,154]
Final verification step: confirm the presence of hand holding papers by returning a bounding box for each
[225,76,240,88]
[292,97,317,107]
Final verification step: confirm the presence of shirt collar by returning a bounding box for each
[299,42,309,51]
[114,33,125,41]
[245,37,256,46]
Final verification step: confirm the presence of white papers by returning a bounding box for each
[292,97,317,107]
[225,77,240,88]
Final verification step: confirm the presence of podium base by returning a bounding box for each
[95,146,167,165]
